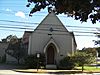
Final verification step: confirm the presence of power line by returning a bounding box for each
[0,27,98,37]
[0,24,97,31]
[72,31,98,34]
[0,25,98,34]
[0,30,96,37]
[0,20,99,34]
[0,25,33,30]
[0,23,35,27]
[0,23,97,32]
[36,28,98,34]
[0,19,99,29]
[74,33,95,36]
[0,23,97,30]
[0,24,98,35]
[0,28,24,32]
[0,20,38,24]
[32,31,96,37]
[66,25,99,29]
[69,28,97,31]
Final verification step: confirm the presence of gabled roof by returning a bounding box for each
[34,11,69,32]
[29,11,77,47]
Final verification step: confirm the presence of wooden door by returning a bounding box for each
[47,45,55,64]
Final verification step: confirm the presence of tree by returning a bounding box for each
[6,35,14,42]
[82,47,97,56]
[5,35,24,64]
[93,31,100,45]
[73,51,96,72]
[1,39,7,43]
[96,47,100,57]
[26,0,100,24]
[1,35,14,43]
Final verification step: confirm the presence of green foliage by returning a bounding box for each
[59,56,75,70]
[58,50,96,70]
[81,48,97,57]
[1,54,6,63]
[24,54,35,68]
[1,39,7,43]
[24,53,46,69]
[94,32,100,46]
[73,51,96,71]
[96,47,100,57]
[26,0,100,24]
[74,51,95,65]
[85,48,97,56]
[5,37,25,64]
[0,55,6,63]
[94,40,100,45]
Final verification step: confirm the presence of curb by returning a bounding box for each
[13,69,100,74]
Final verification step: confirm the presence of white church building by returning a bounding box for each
[28,12,77,68]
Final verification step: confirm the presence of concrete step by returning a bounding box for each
[46,65,57,69]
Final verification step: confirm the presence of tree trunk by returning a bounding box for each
[82,64,84,72]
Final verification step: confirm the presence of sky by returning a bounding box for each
[0,0,100,50]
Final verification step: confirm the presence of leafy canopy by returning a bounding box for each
[26,0,100,24]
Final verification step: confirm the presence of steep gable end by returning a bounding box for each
[34,12,68,32]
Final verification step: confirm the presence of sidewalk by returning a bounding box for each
[14,69,84,74]
[0,70,20,74]
[14,69,100,74]
[1,70,99,75]
[0,63,25,70]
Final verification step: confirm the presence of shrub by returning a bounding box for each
[24,53,46,68]
[0,54,6,63]
[59,56,75,69]
[1,54,6,63]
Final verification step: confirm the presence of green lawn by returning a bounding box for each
[76,66,100,72]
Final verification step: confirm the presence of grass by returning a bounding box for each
[76,60,100,72]
[76,66,100,72]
